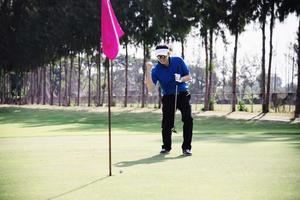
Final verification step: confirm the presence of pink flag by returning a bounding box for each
[101,0,124,59]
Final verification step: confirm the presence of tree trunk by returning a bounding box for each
[6,70,10,103]
[30,71,34,104]
[16,71,21,105]
[141,42,147,108]
[33,69,37,104]
[204,29,209,111]
[0,68,3,104]
[124,43,128,107]
[222,56,226,100]
[50,62,54,105]
[3,70,8,103]
[43,67,46,105]
[37,68,41,104]
[141,43,146,108]
[87,54,91,107]
[111,59,114,106]
[208,28,213,110]
[101,58,108,106]
[181,37,185,59]
[291,57,295,91]
[22,72,27,105]
[96,52,101,106]
[64,58,68,106]
[98,43,102,106]
[232,29,239,112]
[97,4,102,106]
[265,2,275,113]
[261,0,267,113]
[58,59,62,106]
[77,55,81,106]
[68,56,73,106]
[294,18,300,118]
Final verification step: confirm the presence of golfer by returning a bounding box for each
[146,44,193,156]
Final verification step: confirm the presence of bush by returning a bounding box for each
[238,100,248,112]
[209,98,215,111]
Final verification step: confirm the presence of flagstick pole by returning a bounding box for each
[107,59,112,176]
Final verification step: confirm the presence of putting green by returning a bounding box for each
[0,106,300,200]
[1,134,300,200]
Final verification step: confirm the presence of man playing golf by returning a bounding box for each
[146,44,193,156]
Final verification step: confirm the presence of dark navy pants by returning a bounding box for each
[161,91,193,151]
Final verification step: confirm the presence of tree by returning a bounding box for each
[265,0,276,113]
[131,0,167,107]
[113,0,137,107]
[278,0,300,118]
[194,0,229,111]
[225,0,257,112]
[238,56,260,98]
[253,0,268,112]
[167,0,197,58]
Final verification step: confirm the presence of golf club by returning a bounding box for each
[172,83,178,133]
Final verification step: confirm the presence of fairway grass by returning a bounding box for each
[0,105,300,200]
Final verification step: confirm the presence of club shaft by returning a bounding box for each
[173,85,178,132]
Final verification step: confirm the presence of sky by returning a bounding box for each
[121,14,298,87]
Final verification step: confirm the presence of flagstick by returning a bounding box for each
[107,59,112,176]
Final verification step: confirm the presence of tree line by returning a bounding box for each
[0,0,299,117]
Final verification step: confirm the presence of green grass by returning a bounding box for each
[0,106,299,138]
[141,103,296,113]
[0,105,300,200]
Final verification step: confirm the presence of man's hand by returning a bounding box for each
[174,73,182,83]
[146,61,153,70]
[146,61,155,93]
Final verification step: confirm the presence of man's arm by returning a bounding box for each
[146,62,155,93]
[180,74,192,82]
[175,73,192,83]
[174,57,192,83]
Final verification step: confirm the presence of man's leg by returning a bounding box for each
[161,95,175,151]
[178,92,193,151]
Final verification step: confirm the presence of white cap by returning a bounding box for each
[155,48,169,56]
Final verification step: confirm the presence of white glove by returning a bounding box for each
[174,73,182,82]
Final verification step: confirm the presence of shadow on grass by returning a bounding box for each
[115,153,187,168]
[0,106,299,136]
[46,176,109,200]
[0,107,162,134]
[248,112,267,121]
[290,142,300,150]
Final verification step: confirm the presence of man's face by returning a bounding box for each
[157,54,169,65]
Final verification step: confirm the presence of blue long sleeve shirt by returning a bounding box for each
[151,56,190,95]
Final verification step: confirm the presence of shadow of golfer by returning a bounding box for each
[46,176,109,200]
[115,153,186,168]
